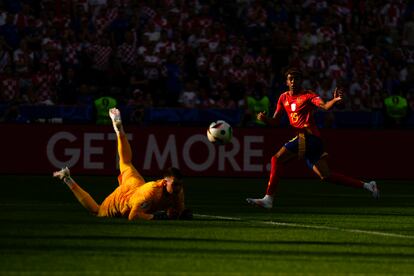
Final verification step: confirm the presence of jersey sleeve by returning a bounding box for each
[310,93,324,106]
[127,185,156,220]
[128,204,153,220]
[128,193,154,220]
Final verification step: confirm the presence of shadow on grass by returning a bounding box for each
[2,233,414,248]
[1,241,414,261]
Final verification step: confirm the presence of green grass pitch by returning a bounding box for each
[1,175,414,275]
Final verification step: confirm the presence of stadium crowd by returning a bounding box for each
[0,0,413,127]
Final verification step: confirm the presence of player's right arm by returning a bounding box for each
[257,94,284,126]
[166,188,185,219]
[128,204,154,220]
[127,189,156,220]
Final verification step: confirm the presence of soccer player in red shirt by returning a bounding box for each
[246,68,379,209]
[53,108,192,220]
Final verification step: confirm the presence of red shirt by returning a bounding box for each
[275,90,323,136]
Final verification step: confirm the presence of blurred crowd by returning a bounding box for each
[0,0,413,126]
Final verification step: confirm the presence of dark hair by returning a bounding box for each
[163,167,183,181]
[163,167,184,195]
[284,67,303,78]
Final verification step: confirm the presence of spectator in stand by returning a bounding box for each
[165,54,182,107]
[143,47,167,106]
[316,78,335,102]
[61,30,82,69]
[57,67,80,105]
[129,55,148,93]
[85,34,111,81]
[115,29,137,87]
[155,29,176,57]
[371,90,385,128]
[127,88,152,125]
[0,65,19,103]
[30,62,55,105]
[384,66,402,96]
[195,57,212,92]
[13,38,33,102]
[108,7,129,46]
[178,80,199,109]
[407,91,414,112]
[92,4,115,37]
[13,38,33,76]
[197,87,215,109]
[349,74,371,110]
[0,12,20,49]
[298,23,319,52]
[325,55,347,86]
[402,11,414,48]
[306,45,326,79]
[227,54,248,102]
[216,89,237,110]
[0,38,12,73]
[0,3,7,26]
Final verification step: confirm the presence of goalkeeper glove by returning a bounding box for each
[153,211,169,220]
[179,208,193,220]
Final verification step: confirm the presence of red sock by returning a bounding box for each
[327,172,363,189]
[266,156,281,195]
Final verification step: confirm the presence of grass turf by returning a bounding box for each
[0,175,413,275]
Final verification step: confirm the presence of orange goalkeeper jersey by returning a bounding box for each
[97,179,185,220]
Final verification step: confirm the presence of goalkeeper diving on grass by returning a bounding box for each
[53,108,192,220]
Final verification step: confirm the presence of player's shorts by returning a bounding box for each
[284,133,327,169]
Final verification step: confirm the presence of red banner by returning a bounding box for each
[0,124,412,179]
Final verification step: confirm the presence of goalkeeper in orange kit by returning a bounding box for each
[53,108,192,220]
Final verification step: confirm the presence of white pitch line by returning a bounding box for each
[195,214,242,221]
[194,214,414,240]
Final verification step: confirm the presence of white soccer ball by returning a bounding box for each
[207,120,233,144]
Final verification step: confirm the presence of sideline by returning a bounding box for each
[194,214,414,240]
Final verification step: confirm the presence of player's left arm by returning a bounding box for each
[316,87,343,111]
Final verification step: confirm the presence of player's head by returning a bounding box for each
[284,67,303,93]
[163,167,183,194]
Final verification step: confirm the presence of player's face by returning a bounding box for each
[286,74,302,93]
[164,177,181,194]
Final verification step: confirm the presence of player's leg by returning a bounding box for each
[53,167,100,214]
[246,146,296,209]
[312,159,379,199]
[109,108,145,187]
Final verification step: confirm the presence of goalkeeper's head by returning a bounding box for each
[163,167,184,194]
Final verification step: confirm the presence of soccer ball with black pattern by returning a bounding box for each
[207,120,233,144]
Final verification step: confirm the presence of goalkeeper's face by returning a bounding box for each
[164,176,183,194]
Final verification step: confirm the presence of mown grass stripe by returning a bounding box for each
[195,214,414,240]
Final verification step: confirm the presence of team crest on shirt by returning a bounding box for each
[291,103,297,111]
